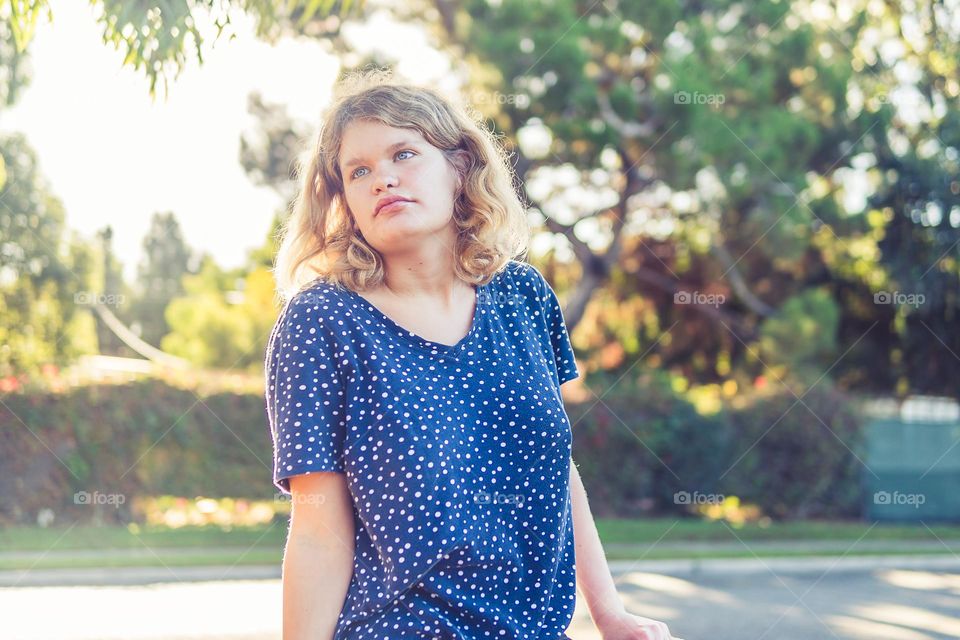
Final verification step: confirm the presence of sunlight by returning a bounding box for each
[827,615,939,640]
[618,571,737,605]
[853,603,960,637]
[880,569,960,592]
[0,581,279,639]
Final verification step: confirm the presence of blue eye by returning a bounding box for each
[350,150,416,180]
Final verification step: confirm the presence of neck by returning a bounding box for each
[379,232,468,303]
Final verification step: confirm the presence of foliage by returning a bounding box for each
[0,133,99,377]
[569,368,733,517]
[720,382,866,520]
[0,1,954,531]
[0,368,865,525]
[0,373,269,526]
[132,212,195,348]
[759,287,840,378]
[4,0,958,397]
[162,257,278,370]
[3,0,363,99]
[451,0,960,397]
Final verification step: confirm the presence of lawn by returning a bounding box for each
[1,517,958,571]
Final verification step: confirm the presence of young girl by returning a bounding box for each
[265,69,678,640]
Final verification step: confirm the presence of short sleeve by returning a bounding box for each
[535,270,580,387]
[264,293,347,495]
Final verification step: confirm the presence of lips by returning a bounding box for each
[375,196,413,216]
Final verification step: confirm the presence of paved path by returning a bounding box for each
[2,556,959,639]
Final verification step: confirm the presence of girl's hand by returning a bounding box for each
[598,611,683,640]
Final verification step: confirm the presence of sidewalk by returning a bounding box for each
[6,556,958,640]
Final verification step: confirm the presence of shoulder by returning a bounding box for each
[265,280,357,375]
[492,259,550,299]
[485,259,557,323]
[267,279,356,357]
[280,278,354,328]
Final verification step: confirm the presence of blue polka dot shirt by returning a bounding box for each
[265,260,580,639]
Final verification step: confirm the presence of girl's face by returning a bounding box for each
[338,119,463,255]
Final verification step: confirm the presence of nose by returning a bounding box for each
[371,164,398,193]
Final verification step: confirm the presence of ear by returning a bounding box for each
[449,149,471,189]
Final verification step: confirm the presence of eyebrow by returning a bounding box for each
[341,140,420,172]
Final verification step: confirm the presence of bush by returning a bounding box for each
[0,375,271,526]
[568,371,865,520]
[720,383,865,519]
[0,367,866,526]
[569,370,733,517]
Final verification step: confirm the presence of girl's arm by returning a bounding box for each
[569,458,678,640]
[569,458,626,627]
[283,472,355,640]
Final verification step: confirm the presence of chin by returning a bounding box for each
[379,220,449,245]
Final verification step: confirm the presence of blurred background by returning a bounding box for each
[1,0,959,638]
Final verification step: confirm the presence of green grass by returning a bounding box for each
[3,546,959,572]
[1,518,958,572]
[4,518,958,553]
[0,521,289,552]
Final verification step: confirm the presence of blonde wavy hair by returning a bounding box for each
[273,69,531,303]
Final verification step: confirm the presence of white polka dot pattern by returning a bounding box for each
[265,260,580,639]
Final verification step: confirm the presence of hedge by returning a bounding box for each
[0,371,865,525]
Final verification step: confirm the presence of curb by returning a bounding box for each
[0,564,280,587]
[607,554,960,577]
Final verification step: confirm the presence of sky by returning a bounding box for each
[1,0,455,283]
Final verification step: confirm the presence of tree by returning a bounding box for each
[429,0,959,396]
[3,0,362,99]
[5,0,957,397]
[859,0,960,395]
[0,133,98,377]
[161,254,274,370]
[0,3,32,107]
[428,0,862,383]
[132,212,194,347]
[93,225,136,356]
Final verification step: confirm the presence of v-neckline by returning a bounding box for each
[345,283,485,354]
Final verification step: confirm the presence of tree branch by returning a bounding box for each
[710,241,777,317]
[596,90,656,139]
